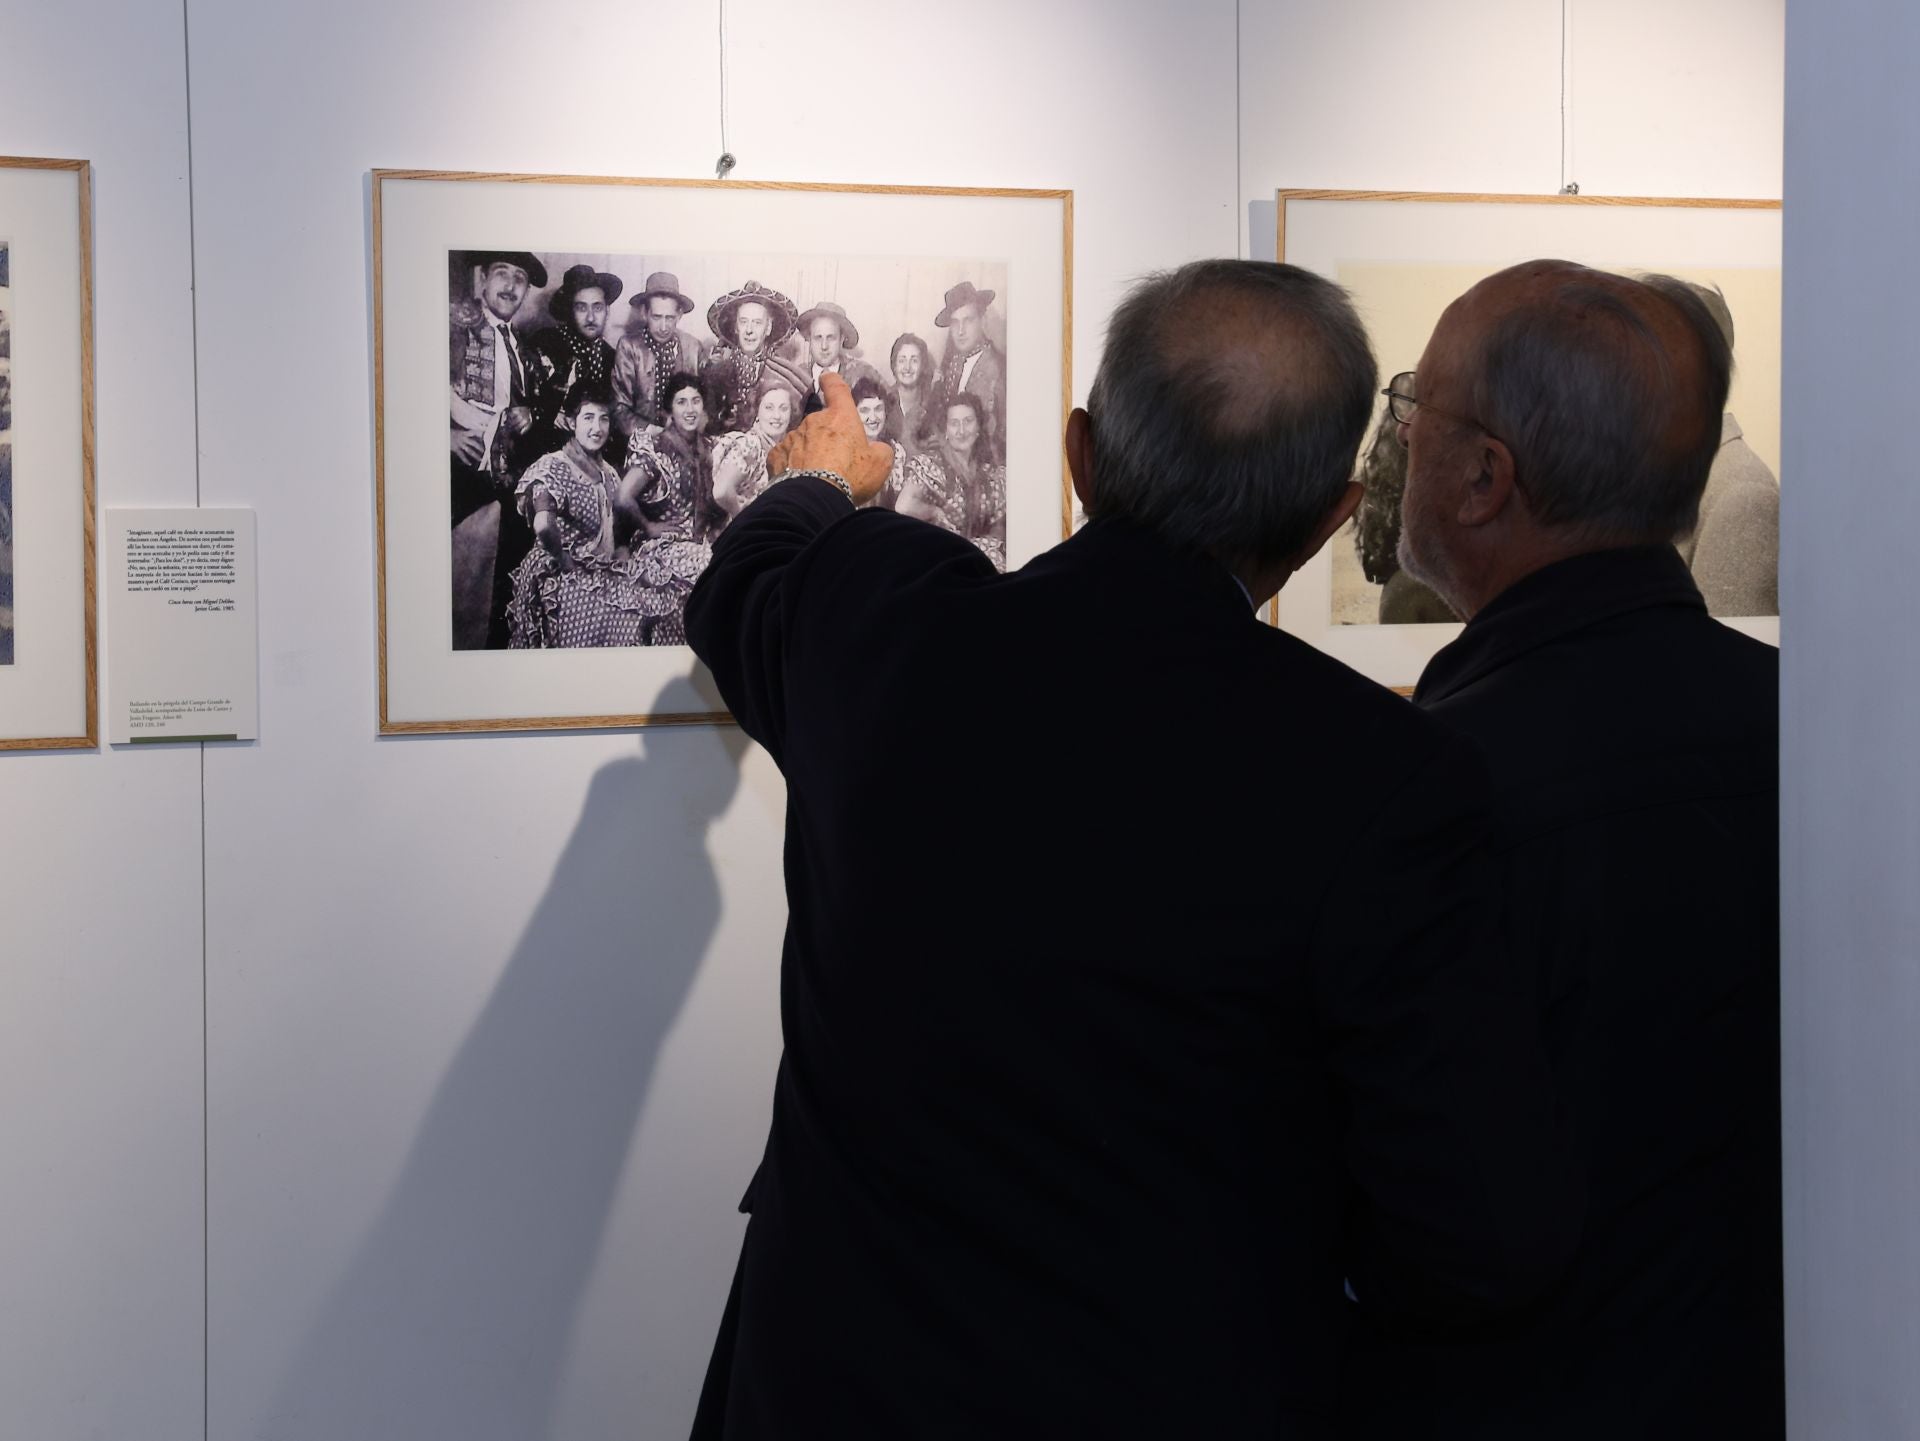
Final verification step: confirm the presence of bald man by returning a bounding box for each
[684,263,1580,1439]
[1340,262,1783,1439]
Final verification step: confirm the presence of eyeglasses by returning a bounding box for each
[1383,371,1462,427]
[1380,371,1509,452]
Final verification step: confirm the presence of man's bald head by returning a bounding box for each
[1155,285,1356,440]
[1448,260,1731,543]
[1083,260,1377,573]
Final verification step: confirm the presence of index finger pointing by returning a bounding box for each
[816,369,858,420]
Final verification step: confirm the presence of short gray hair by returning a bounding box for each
[1083,260,1378,572]
[1469,268,1732,542]
[1683,280,1736,351]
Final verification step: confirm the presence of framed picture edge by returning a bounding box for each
[381,709,738,737]
[1265,184,1784,633]
[371,167,1074,737]
[0,154,97,751]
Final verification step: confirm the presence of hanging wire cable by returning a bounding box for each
[1235,0,1244,258]
[716,0,736,178]
[1560,0,1577,193]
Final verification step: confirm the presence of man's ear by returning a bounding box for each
[1065,408,1095,513]
[1458,436,1519,527]
[1289,480,1365,570]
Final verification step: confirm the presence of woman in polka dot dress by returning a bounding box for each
[505,380,644,648]
[618,371,724,646]
[897,391,1008,571]
[712,377,803,521]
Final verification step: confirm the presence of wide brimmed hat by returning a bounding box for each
[636,271,696,314]
[707,280,799,347]
[796,300,861,351]
[466,250,549,289]
[752,361,809,409]
[935,280,996,327]
[546,263,624,321]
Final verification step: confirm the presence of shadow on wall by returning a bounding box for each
[263,689,749,1440]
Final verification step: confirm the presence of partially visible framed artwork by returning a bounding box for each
[1273,188,1782,691]
[374,169,1073,735]
[0,156,95,750]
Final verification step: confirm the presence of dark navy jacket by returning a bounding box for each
[1344,546,1783,1440]
[687,480,1583,1440]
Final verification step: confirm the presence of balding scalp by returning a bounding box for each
[1085,260,1377,572]
[1467,262,1731,543]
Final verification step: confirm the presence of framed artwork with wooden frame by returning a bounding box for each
[373,169,1073,735]
[0,156,95,750]
[1271,188,1782,692]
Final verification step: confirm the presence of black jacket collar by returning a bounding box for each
[1415,545,1706,705]
[1039,518,1259,626]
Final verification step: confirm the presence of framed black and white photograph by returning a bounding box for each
[374,170,1072,734]
[1272,188,1781,691]
[0,155,95,750]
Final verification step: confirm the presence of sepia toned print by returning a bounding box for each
[446,249,1010,651]
[1332,259,1781,625]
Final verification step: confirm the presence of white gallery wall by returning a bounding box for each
[186,3,1236,1439]
[0,5,205,1441]
[1238,0,1783,226]
[0,1,1812,1438]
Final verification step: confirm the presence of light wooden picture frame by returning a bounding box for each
[373,169,1073,735]
[0,155,96,750]
[1272,188,1782,692]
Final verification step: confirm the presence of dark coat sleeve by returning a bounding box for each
[684,477,855,763]
[1313,733,1585,1331]
[525,331,571,440]
[686,478,989,767]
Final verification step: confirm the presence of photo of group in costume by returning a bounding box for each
[448,249,1010,651]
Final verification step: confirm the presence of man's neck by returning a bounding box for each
[1241,571,1284,609]
[1452,530,1657,621]
[1225,555,1285,610]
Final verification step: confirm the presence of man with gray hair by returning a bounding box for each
[1341,261,1783,1438]
[681,260,1580,1438]
[1677,281,1781,616]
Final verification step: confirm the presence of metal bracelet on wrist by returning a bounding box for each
[776,468,855,505]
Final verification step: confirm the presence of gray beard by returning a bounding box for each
[1396,527,1465,618]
